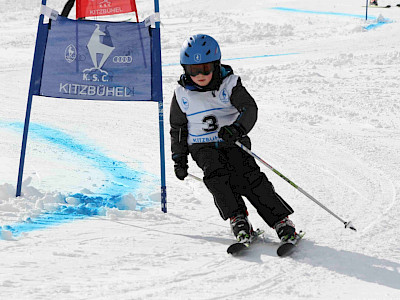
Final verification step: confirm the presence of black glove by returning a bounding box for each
[218,123,244,144]
[173,154,188,180]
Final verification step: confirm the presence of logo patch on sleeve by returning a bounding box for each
[219,88,229,103]
[181,97,189,109]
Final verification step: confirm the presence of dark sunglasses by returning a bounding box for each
[184,62,215,77]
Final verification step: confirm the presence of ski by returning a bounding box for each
[227,229,264,255]
[277,231,305,257]
[227,230,305,256]
[363,5,391,8]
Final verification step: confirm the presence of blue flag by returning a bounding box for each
[40,17,153,101]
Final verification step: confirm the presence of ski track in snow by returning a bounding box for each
[1,0,400,299]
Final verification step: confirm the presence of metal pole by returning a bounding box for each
[16,99,33,197]
[235,141,356,231]
[153,0,167,213]
[159,101,167,213]
[16,0,47,197]
[188,173,203,182]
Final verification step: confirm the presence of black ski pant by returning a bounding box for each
[190,140,294,227]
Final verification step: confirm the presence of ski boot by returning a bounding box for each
[274,217,297,242]
[230,213,253,243]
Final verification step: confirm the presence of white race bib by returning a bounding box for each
[175,75,240,145]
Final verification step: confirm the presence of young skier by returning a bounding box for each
[170,34,297,243]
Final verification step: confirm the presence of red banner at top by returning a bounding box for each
[77,0,138,19]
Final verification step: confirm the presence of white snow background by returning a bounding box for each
[1,0,400,299]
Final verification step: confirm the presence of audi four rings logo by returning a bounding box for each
[112,56,133,63]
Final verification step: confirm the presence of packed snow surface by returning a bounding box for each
[1,0,400,299]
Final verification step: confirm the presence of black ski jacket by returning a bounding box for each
[170,64,258,158]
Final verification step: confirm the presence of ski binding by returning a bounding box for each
[277,231,305,257]
[227,229,264,255]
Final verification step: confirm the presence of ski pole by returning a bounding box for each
[188,173,203,182]
[235,141,357,231]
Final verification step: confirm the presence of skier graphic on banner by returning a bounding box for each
[84,24,114,82]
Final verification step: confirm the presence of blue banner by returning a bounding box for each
[40,16,153,101]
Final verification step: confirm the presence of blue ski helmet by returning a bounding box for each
[180,34,221,65]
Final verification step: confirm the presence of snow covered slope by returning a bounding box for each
[0,0,399,298]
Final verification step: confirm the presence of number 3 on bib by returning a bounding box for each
[202,115,218,132]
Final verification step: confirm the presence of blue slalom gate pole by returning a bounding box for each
[16,0,48,197]
[16,97,34,197]
[366,0,368,20]
[158,101,167,213]
[153,0,167,213]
